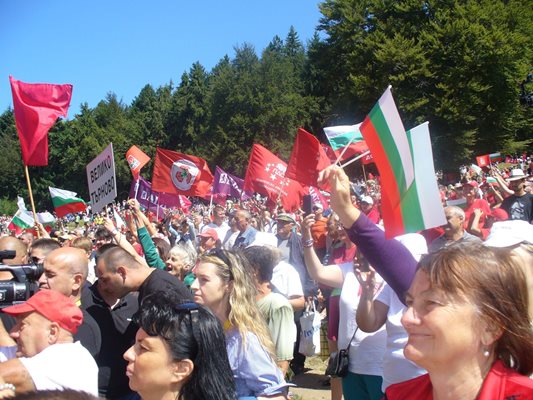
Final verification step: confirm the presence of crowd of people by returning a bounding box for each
[0,158,531,400]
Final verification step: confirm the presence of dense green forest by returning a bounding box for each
[1,0,532,213]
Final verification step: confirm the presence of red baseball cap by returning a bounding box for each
[198,228,219,241]
[464,181,479,188]
[3,290,83,334]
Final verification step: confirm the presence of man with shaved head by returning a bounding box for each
[0,236,28,280]
[39,247,101,358]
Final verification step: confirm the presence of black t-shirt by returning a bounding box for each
[138,268,193,305]
[500,193,533,223]
[74,309,101,359]
[81,283,139,399]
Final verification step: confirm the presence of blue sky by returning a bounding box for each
[0,1,323,117]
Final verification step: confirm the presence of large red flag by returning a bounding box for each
[286,128,331,190]
[244,144,305,212]
[9,76,73,166]
[126,145,150,179]
[152,148,213,197]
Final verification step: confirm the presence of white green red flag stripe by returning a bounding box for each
[402,122,446,233]
[323,124,363,150]
[360,86,444,237]
[360,87,414,237]
[9,210,34,230]
[49,187,86,217]
[446,198,467,209]
[489,152,502,162]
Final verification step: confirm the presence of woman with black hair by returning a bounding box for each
[123,290,236,400]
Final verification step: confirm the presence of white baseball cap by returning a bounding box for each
[484,220,533,248]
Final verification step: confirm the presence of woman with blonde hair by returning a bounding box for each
[191,249,290,399]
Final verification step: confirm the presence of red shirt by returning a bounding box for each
[311,217,328,250]
[385,361,533,400]
[464,198,491,236]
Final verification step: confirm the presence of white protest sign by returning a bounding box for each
[86,143,117,214]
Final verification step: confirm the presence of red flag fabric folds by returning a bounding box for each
[243,144,305,212]
[361,152,374,165]
[476,154,490,168]
[152,148,213,197]
[9,76,73,166]
[126,145,150,179]
[286,128,331,190]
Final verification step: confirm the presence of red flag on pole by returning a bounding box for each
[361,152,374,165]
[286,128,331,190]
[152,148,213,197]
[9,76,73,166]
[475,154,490,168]
[243,144,305,211]
[126,145,150,179]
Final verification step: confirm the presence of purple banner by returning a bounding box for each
[212,166,252,200]
[129,176,182,209]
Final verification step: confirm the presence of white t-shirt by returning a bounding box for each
[223,231,239,250]
[20,341,98,396]
[271,260,304,299]
[375,284,426,390]
[338,262,386,376]
[203,222,230,242]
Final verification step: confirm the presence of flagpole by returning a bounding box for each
[339,150,371,169]
[24,166,40,238]
[362,162,367,182]
[208,194,214,215]
[334,132,359,166]
[134,178,140,199]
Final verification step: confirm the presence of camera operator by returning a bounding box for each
[0,237,27,280]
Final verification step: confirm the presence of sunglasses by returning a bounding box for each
[174,302,200,344]
[205,248,231,267]
[204,249,234,279]
[29,255,44,265]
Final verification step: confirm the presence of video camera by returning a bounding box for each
[0,250,43,308]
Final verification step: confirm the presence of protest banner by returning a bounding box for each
[86,143,117,214]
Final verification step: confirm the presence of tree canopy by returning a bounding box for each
[1,1,531,212]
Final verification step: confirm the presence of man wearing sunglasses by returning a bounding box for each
[26,238,60,265]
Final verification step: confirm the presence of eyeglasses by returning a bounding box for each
[174,302,200,346]
[29,255,44,265]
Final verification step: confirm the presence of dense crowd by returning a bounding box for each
[0,159,531,400]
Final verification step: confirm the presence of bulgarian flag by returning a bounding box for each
[402,122,446,233]
[49,187,87,217]
[9,210,35,232]
[360,87,445,238]
[323,124,369,162]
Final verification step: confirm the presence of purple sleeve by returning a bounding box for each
[345,214,418,302]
